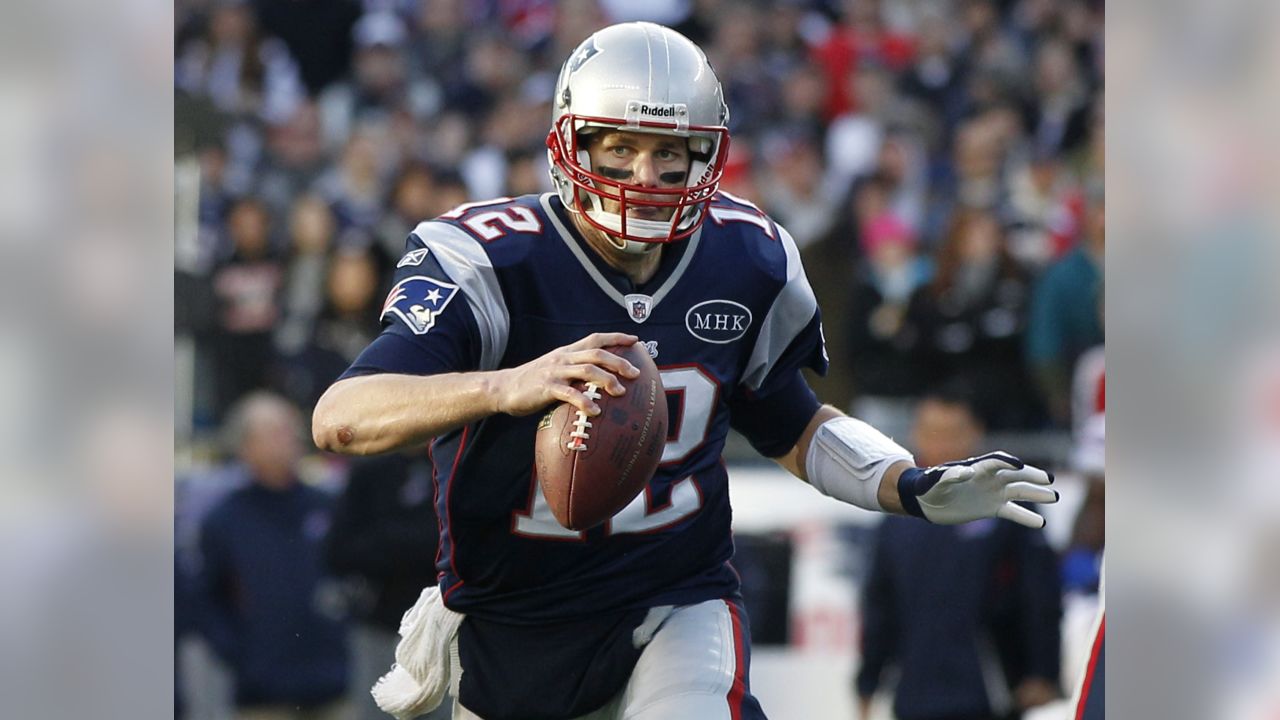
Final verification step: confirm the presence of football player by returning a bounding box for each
[313,22,1058,720]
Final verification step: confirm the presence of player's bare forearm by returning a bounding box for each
[312,332,642,456]
[312,372,503,455]
[875,462,911,514]
[773,404,911,515]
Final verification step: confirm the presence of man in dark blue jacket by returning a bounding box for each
[325,448,449,720]
[194,391,349,720]
[856,390,1062,720]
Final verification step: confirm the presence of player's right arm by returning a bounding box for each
[315,219,641,456]
[312,333,640,456]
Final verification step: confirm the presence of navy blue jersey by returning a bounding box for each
[343,192,827,623]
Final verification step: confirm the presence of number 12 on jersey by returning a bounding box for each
[512,366,718,539]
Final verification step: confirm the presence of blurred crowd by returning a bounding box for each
[174,0,1105,717]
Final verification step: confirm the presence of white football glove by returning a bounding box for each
[896,451,1058,528]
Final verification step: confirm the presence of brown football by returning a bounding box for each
[533,343,667,531]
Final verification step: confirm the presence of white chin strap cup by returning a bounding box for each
[585,208,677,253]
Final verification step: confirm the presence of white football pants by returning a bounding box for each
[450,598,754,720]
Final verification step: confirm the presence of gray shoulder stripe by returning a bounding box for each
[540,195,625,306]
[742,223,818,391]
[411,221,509,371]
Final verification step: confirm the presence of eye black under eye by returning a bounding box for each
[599,166,632,180]
[660,171,687,184]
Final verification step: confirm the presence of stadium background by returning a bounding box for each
[173,0,1104,717]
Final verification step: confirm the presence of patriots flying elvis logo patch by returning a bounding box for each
[381,275,459,334]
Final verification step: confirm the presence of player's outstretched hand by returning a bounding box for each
[896,451,1058,528]
[493,332,641,418]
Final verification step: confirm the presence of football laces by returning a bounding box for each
[567,383,602,451]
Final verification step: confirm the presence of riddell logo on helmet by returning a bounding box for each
[624,102,689,130]
[638,104,681,117]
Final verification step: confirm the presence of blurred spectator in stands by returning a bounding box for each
[706,4,772,138]
[1064,0,1104,89]
[278,247,382,411]
[1005,145,1082,271]
[411,0,470,80]
[800,201,856,409]
[1065,409,1105,595]
[175,0,305,123]
[812,0,916,122]
[430,169,473,218]
[445,31,525,122]
[505,148,552,197]
[719,139,762,202]
[463,91,549,200]
[1008,0,1055,48]
[1026,35,1092,157]
[600,0,692,27]
[255,100,329,219]
[845,176,931,437]
[375,161,437,263]
[316,248,382,362]
[770,60,829,141]
[757,1,812,82]
[825,63,899,195]
[209,198,283,421]
[252,0,361,96]
[856,388,1062,720]
[873,132,929,237]
[954,0,1026,91]
[950,112,1010,215]
[1026,182,1104,426]
[421,110,475,169]
[1064,291,1105,594]
[495,0,558,47]
[904,208,1042,430]
[193,392,349,719]
[898,6,966,145]
[316,125,390,232]
[759,131,841,250]
[196,142,236,269]
[918,102,1018,247]
[276,194,337,357]
[1082,95,1103,180]
[325,449,447,720]
[319,11,440,152]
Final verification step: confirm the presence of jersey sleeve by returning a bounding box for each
[728,369,821,457]
[727,222,830,458]
[341,221,511,379]
[739,223,830,395]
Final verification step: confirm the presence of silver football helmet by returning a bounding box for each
[546,22,730,251]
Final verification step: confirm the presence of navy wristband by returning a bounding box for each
[896,467,931,519]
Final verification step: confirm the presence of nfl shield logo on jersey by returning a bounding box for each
[381,276,460,334]
[624,293,653,324]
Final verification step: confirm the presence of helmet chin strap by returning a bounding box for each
[584,207,671,254]
[608,235,662,255]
